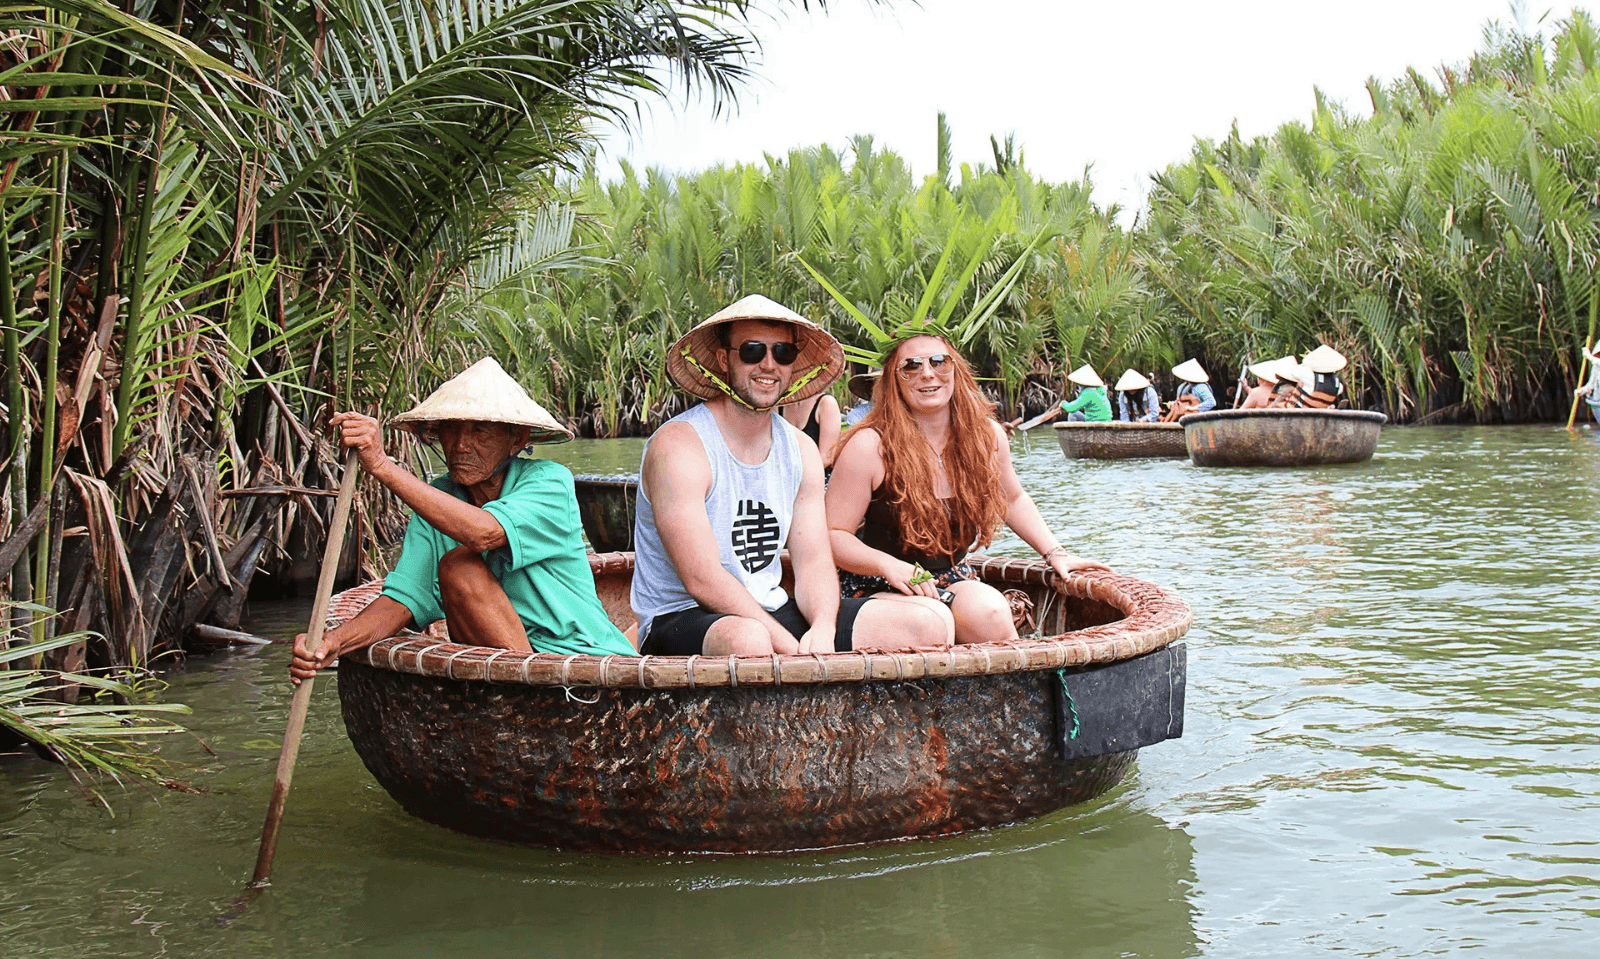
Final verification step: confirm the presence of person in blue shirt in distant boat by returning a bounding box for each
[1161,359,1216,421]
[1573,345,1600,422]
[1115,370,1161,423]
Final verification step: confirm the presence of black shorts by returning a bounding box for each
[640,596,869,656]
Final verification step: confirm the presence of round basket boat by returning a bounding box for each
[571,474,638,553]
[1182,408,1386,467]
[331,553,1192,855]
[1054,421,1188,460]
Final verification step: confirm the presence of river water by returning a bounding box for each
[3,425,1597,957]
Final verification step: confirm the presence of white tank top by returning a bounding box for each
[630,403,802,642]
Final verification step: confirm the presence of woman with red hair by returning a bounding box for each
[825,334,1109,644]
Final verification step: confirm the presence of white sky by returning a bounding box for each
[595,0,1580,213]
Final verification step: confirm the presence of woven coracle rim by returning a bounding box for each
[333,555,1192,689]
[1180,408,1387,426]
[1053,421,1184,431]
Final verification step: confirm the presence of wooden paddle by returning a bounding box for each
[1014,402,1063,432]
[250,448,359,888]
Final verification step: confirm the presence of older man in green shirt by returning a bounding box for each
[290,358,632,683]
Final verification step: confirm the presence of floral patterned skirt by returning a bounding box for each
[839,562,976,599]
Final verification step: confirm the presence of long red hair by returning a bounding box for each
[837,338,1008,560]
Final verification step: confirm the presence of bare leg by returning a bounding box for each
[437,546,531,651]
[849,593,954,649]
[946,580,1018,644]
[702,616,775,656]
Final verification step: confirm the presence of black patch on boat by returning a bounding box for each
[1054,644,1186,760]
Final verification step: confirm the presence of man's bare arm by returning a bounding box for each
[786,434,839,654]
[332,412,508,551]
[290,595,414,683]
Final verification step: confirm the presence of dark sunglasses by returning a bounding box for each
[735,340,801,366]
[897,353,952,375]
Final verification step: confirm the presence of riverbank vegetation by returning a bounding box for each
[517,10,1600,433]
[0,0,798,760]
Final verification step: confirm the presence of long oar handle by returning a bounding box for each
[251,448,360,888]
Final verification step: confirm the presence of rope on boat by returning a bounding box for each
[1056,668,1080,740]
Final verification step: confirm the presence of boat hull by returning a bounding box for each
[334,554,1191,855]
[1182,408,1386,467]
[339,663,1141,854]
[1054,421,1188,459]
[571,474,638,553]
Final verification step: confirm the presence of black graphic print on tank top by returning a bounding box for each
[732,499,782,573]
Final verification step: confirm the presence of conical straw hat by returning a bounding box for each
[1171,358,1209,383]
[848,370,881,401]
[667,294,844,405]
[1247,360,1280,384]
[1303,344,1348,374]
[1114,369,1151,391]
[391,357,572,444]
[1276,356,1309,386]
[1067,364,1104,388]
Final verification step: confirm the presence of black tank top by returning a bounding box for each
[859,486,966,571]
[800,399,822,444]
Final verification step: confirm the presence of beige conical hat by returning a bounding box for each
[666,294,844,405]
[391,357,572,444]
[848,370,881,401]
[1276,356,1310,386]
[1248,360,1280,384]
[1114,369,1151,391]
[1067,364,1104,388]
[1172,358,1209,383]
[1303,344,1348,374]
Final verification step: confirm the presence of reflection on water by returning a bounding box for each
[4,425,1600,957]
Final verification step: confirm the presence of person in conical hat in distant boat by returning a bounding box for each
[1267,356,1303,408]
[630,295,951,657]
[1240,360,1280,410]
[1574,345,1600,423]
[843,370,879,427]
[1297,344,1347,409]
[1115,369,1161,423]
[290,357,634,684]
[1004,364,1110,432]
[1059,364,1111,422]
[1161,358,1217,421]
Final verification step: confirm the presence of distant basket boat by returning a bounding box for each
[1182,408,1386,467]
[330,552,1192,855]
[571,474,637,553]
[1054,421,1188,460]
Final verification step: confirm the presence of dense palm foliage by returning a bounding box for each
[488,133,1137,436]
[1140,12,1600,421]
[1,0,800,776]
[502,11,1600,429]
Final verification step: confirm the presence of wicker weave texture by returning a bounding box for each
[1054,422,1188,459]
[333,553,1192,689]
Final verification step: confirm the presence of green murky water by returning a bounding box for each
[3,425,1598,957]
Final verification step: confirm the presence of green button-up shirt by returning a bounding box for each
[381,457,633,656]
[1061,386,1112,422]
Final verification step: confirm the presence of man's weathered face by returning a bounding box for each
[717,319,798,410]
[437,420,527,488]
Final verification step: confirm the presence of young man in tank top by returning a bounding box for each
[631,296,953,656]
